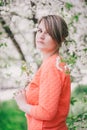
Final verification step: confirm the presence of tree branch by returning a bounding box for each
[0,16,26,61]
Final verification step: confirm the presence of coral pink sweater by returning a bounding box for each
[26,54,71,130]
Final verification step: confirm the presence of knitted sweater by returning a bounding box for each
[25,54,71,130]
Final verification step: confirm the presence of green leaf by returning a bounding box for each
[0,43,7,47]
[0,1,4,6]
[71,97,77,105]
[83,48,87,52]
[65,2,73,10]
[73,13,81,22]
[64,54,77,66]
[0,32,2,35]
[73,15,79,22]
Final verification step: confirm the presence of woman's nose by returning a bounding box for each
[40,32,45,39]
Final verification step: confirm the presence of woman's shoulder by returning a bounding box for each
[41,54,57,69]
[41,54,70,75]
[55,56,70,74]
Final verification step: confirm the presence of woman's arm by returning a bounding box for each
[29,66,62,121]
[14,66,62,121]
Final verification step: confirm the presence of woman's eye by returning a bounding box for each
[37,29,42,33]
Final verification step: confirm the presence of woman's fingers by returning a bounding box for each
[19,88,26,94]
[16,88,25,94]
[13,88,26,99]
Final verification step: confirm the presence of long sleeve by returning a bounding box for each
[29,64,62,121]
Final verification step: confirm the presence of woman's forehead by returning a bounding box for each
[38,20,46,29]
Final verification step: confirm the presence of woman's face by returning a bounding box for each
[36,20,57,54]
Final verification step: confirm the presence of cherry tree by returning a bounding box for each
[0,0,87,90]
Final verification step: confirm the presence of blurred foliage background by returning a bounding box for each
[0,100,27,130]
[0,0,87,130]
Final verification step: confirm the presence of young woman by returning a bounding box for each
[14,15,71,130]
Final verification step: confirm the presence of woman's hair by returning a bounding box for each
[38,15,68,48]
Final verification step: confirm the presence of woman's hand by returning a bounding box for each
[14,89,27,110]
[13,88,32,114]
[14,88,27,111]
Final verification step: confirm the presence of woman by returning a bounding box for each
[14,15,71,130]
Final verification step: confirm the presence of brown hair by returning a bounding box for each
[39,15,68,48]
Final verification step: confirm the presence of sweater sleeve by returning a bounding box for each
[29,64,62,121]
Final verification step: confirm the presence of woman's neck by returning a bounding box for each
[42,51,59,62]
